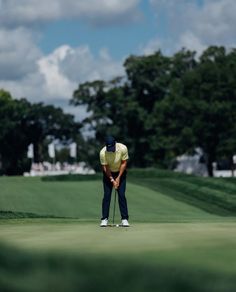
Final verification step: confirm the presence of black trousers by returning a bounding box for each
[101,171,129,220]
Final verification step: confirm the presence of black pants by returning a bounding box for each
[101,171,129,220]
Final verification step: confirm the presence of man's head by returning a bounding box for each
[105,136,116,152]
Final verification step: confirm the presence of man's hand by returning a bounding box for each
[115,177,120,189]
[110,177,117,189]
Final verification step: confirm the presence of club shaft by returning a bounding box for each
[112,189,117,225]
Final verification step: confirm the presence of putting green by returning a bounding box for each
[0,220,236,274]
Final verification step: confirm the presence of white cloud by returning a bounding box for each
[0,28,42,80]
[193,0,236,44]
[0,0,141,27]
[178,31,206,55]
[148,0,236,54]
[38,45,75,99]
[0,42,124,119]
[140,38,163,56]
[0,71,45,102]
[0,0,138,120]
[60,46,124,83]
[37,44,124,100]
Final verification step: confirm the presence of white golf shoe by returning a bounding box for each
[100,218,108,227]
[121,219,129,227]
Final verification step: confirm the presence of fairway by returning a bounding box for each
[0,174,233,221]
[1,170,236,291]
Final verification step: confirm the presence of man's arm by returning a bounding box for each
[102,165,116,186]
[115,160,127,188]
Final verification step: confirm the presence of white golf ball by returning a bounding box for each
[116,224,119,227]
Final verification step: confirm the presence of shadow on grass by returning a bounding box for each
[41,173,102,182]
[0,243,235,292]
[0,211,75,220]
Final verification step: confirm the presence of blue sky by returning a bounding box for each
[39,1,156,59]
[39,0,205,59]
[0,0,236,119]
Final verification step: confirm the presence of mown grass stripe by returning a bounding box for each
[129,177,236,216]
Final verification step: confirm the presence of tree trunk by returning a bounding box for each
[34,142,43,163]
[206,154,214,177]
[230,156,235,177]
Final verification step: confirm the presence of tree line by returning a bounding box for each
[1,46,236,176]
[71,46,236,176]
[0,90,81,175]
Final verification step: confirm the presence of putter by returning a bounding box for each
[112,188,117,225]
[106,188,118,227]
[104,188,130,228]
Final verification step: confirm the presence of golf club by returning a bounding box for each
[106,188,119,227]
[106,188,130,228]
[112,188,117,226]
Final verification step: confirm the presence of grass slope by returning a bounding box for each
[0,174,232,222]
[129,169,236,216]
[1,169,236,221]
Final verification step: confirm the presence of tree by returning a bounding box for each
[153,46,236,176]
[183,46,236,176]
[25,102,81,163]
[71,46,236,176]
[0,89,82,175]
[71,78,149,168]
[149,79,197,167]
[0,92,34,174]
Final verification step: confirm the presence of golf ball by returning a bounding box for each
[116,224,119,227]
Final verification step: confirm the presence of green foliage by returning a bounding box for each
[180,46,236,175]
[71,46,236,176]
[24,102,81,163]
[0,91,32,175]
[0,90,82,175]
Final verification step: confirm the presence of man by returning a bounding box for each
[99,136,129,227]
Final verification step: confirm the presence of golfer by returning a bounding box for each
[100,136,129,227]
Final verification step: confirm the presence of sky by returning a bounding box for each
[1,0,236,120]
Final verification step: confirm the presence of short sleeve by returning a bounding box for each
[100,150,107,165]
[121,145,129,161]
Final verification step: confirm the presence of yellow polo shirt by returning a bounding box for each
[100,143,129,172]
